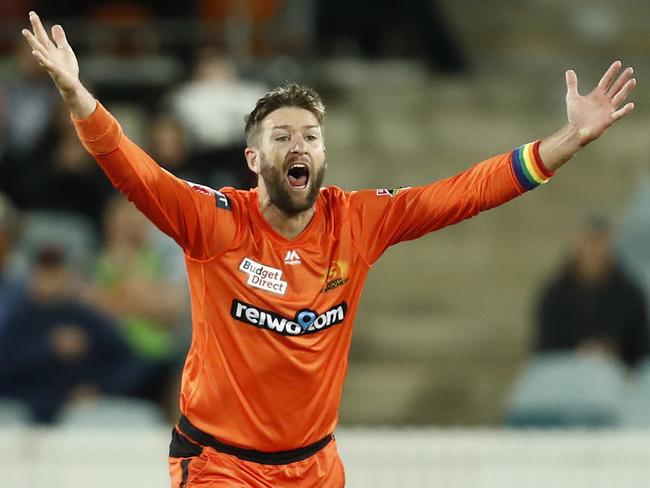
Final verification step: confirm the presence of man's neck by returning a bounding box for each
[257,191,316,241]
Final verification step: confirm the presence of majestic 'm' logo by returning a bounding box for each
[284,250,301,265]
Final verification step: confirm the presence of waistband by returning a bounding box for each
[172,414,334,465]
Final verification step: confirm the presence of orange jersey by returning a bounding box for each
[73,103,551,452]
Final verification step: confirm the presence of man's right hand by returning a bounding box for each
[21,11,96,118]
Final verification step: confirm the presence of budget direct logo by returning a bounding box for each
[239,258,287,296]
[231,299,348,336]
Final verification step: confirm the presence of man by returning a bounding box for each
[536,214,648,369]
[0,244,141,423]
[22,11,636,487]
[0,193,24,336]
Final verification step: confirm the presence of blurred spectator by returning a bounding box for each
[315,0,467,73]
[168,47,263,189]
[0,244,141,424]
[0,193,24,336]
[0,41,59,205]
[618,177,650,318]
[87,195,185,406]
[22,114,113,230]
[0,41,57,158]
[535,214,648,369]
[147,111,204,183]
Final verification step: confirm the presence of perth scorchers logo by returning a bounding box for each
[321,260,349,293]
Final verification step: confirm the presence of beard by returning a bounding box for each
[259,154,326,217]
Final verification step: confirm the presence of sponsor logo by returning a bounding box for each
[284,250,301,265]
[321,260,349,293]
[188,182,212,196]
[375,187,411,197]
[239,258,287,295]
[231,299,348,336]
[186,181,231,210]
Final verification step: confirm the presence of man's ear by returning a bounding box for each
[244,147,261,175]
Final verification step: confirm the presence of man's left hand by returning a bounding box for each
[566,60,636,147]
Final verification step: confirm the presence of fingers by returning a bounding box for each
[612,78,636,107]
[597,60,622,90]
[51,24,71,51]
[21,12,72,74]
[607,66,633,97]
[613,102,635,122]
[21,28,48,56]
[566,69,579,97]
[31,49,56,72]
[28,11,54,49]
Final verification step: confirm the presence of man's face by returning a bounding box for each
[254,107,326,216]
[30,265,72,305]
[574,229,612,283]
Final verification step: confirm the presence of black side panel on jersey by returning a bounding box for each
[214,190,232,211]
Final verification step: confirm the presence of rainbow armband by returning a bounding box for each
[511,140,554,191]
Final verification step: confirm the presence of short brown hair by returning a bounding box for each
[244,82,325,145]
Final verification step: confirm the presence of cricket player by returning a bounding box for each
[22,11,636,487]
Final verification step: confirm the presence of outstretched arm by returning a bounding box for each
[21,11,95,118]
[540,61,636,171]
[349,62,637,264]
[20,11,238,259]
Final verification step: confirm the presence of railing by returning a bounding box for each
[2,426,650,487]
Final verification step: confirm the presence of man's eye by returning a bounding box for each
[305,135,318,141]
[275,136,289,142]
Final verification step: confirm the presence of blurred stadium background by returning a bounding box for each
[2,0,650,486]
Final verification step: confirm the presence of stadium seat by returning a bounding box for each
[505,352,627,428]
[621,357,650,428]
[57,397,165,428]
[0,399,30,425]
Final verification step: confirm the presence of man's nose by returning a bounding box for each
[290,136,308,153]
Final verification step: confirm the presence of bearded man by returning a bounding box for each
[21,10,636,487]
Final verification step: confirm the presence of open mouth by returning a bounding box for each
[287,163,310,189]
